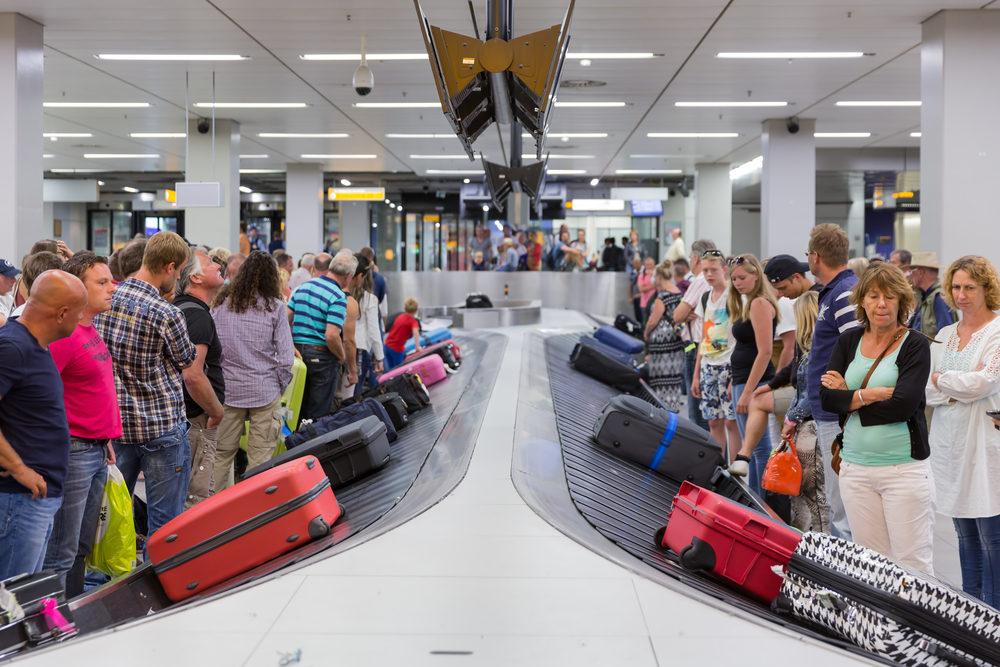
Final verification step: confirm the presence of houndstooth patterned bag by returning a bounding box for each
[777,532,1000,667]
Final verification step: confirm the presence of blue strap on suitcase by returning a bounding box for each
[594,325,645,354]
[649,412,679,469]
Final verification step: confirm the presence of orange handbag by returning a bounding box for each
[762,433,802,496]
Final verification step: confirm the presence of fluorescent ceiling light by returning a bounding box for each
[340,179,351,186]
[130,132,186,138]
[386,133,456,138]
[463,178,471,183]
[97,54,250,61]
[240,154,269,158]
[49,168,109,173]
[717,52,865,59]
[301,53,428,61]
[675,101,787,107]
[43,154,54,158]
[122,187,139,193]
[524,154,593,159]
[836,101,921,107]
[522,133,608,138]
[553,102,626,107]
[300,154,377,159]
[630,154,706,158]
[911,132,922,138]
[240,169,285,173]
[647,132,738,138]
[590,178,600,186]
[44,102,150,108]
[410,155,477,159]
[566,53,654,59]
[98,181,104,185]
[196,103,308,108]
[426,169,484,175]
[239,186,253,193]
[615,169,682,174]
[814,132,871,138]
[43,133,93,138]
[547,169,587,175]
[84,153,159,158]
[354,102,442,108]
[258,133,348,138]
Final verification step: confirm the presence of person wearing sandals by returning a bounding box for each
[926,256,1000,608]
[819,262,935,575]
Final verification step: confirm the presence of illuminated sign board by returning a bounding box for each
[328,187,386,201]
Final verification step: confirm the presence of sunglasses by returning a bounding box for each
[701,249,724,259]
[728,256,748,267]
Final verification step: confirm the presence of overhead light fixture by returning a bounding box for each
[590,178,600,186]
[122,186,139,193]
[523,154,593,159]
[373,223,378,228]
[258,133,348,138]
[43,133,93,138]
[98,181,105,185]
[239,169,285,173]
[196,102,309,108]
[300,154,377,158]
[911,132,922,138]
[482,205,490,212]
[240,154,270,158]
[384,198,390,204]
[426,169,484,174]
[353,102,442,108]
[44,102,150,108]
[340,179,351,186]
[675,101,787,107]
[579,59,592,67]
[43,154,54,158]
[130,132,186,138]
[463,178,470,183]
[717,52,865,59]
[385,133,457,138]
[615,169,682,174]
[836,101,921,107]
[566,53,655,59]
[300,53,428,61]
[435,222,441,228]
[522,133,608,138]
[546,169,587,175]
[239,186,253,194]
[409,154,477,159]
[49,169,110,173]
[84,153,159,158]
[647,133,739,138]
[97,54,250,61]
[814,132,871,138]
[553,102,626,107]
[630,154,706,158]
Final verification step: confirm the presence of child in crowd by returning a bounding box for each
[384,297,422,370]
[472,251,487,271]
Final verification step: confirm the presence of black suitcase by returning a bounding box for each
[614,314,644,339]
[243,416,390,489]
[570,339,642,393]
[286,398,397,450]
[593,395,724,487]
[365,373,430,414]
[0,570,75,657]
[374,392,409,432]
[465,294,493,308]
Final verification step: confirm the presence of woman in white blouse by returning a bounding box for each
[350,254,385,397]
[926,255,1000,609]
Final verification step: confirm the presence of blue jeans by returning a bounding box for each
[43,438,107,597]
[300,348,341,421]
[732,382,772,497]
[684,348,709,431]
[954,515,1000,609]
[354,350,377,398]
[114,422,191,541]
[0,493,63,580]
[384,347,406,371]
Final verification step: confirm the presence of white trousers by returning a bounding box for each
[839,458,937,576]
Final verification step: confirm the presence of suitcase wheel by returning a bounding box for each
[653,526,666,547]
[678,537,717,573]
[338,504,347,519]
[307,515,331,539]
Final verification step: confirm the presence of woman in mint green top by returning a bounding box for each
[819,262,935,575]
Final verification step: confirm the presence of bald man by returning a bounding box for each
[0,270,87,579]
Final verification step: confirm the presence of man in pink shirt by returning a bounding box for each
[43,254,122,596]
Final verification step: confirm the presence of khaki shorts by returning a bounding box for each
[772,385,795,419]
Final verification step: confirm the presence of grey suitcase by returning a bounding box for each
[593,395,724,487]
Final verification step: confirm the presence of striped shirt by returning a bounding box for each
[212,297,295,408]
[810,268,863,422]
[93,278,197,444]
[288,275,347,347]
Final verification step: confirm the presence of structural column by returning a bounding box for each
[185,118,240,251]
[0,14,43,261]
[922,10,1000,268]
[286,163,324,260]
[760,118,815,259]
[694,163,732,253]
[339,201,370,254]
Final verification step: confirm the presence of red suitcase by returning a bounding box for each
[660,481,801,603]
[147,457,342,602]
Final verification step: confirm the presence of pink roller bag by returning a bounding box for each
[380,355,448,387]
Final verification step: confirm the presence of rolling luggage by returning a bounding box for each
[593,324,645,354]
[777,531,1000,667]
[380,355,448,388]
[659,481,801,603]
[405,340,461,371]
[364,373,430,414]
[285,397,397,450]
[0,569,76,656]
[374,392,409,432]
[570,339,642,393]
[614,314,644,340]
[404,327,452,355]
[593,396,724,486]
[244,416,391,489]
[148,457,341,602]
[577,335,641,368]
[465,294,493,308]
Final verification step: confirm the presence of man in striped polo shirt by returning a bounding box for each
[287,251,356,420]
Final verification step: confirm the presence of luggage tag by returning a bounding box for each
[278,408,294,443]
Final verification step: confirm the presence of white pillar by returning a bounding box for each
[184,118,240,251]
[922,10,1000,268]
[0,14,43,261]
[761,118,815,259]
[286,163,324,260]
[340,201,370,254]
[694,163,732,253]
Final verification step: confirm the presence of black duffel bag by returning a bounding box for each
[465,294,493,309]
[286,398,397,449]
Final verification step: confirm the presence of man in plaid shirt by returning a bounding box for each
[95,232,197,538]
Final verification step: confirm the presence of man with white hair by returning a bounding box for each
[288,253,316,293]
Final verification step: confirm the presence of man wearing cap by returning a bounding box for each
[906,252,955,339]
[764,254,820,300]
[0,259,19,327]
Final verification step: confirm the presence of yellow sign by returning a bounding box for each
[424,214,440,222]
[328,187,385,201]
[165,189,176,202]
[892,191,914,199]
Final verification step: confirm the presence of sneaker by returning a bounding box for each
[729,455,751,477]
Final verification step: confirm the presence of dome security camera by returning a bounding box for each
[786,117,800,134]
[197,118,211,134]
[354,64,374,96]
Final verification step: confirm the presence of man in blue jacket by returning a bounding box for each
[905,252,955,340]
[806,224,863,541]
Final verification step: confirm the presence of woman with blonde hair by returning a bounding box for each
[927,255,1000,605]
[643,259,684,411]
[726,254,780,495]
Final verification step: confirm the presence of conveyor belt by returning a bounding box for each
[72,334,490,633]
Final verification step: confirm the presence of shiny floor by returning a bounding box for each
[19,309,964,667]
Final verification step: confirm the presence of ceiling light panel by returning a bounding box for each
[523,154,593,159]
[911,132,922,137]
[240,169,285,173]
[122,187,139,193]
[717,52,865,59]
[239,186,253,193]
[647,133,739,138]
[354,102,442,108]
[386,134,457,138]
[196,103,308,108]
[43,133,93,138]
[410,155,478,159]
[425,170,484,174]
[675,102,787,107]
[130,133,186,138]
[835,101,921,107]
[97,54,250,61]
[84,153,159,158]
[814,132,871,138]
[301,53,428,60]
[565,53,655,59]
[615,169,682,174]
[553,102,626,107]
[258,133,348,138]
[547,169,587,174]
[522,133,608,138]
[240,154,269,158]
[301,154,377,159]
[44,102,150,108]
[629,154,706,158]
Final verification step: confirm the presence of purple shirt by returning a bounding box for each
[212,297,295,408]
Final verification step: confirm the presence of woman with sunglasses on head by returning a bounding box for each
[725,254,780,496]
[644,260,685,412]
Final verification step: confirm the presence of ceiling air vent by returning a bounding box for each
[559,80,606,89]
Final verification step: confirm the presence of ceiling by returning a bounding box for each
[8,0,994,192]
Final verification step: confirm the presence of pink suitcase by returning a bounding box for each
[380,354,448,387]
